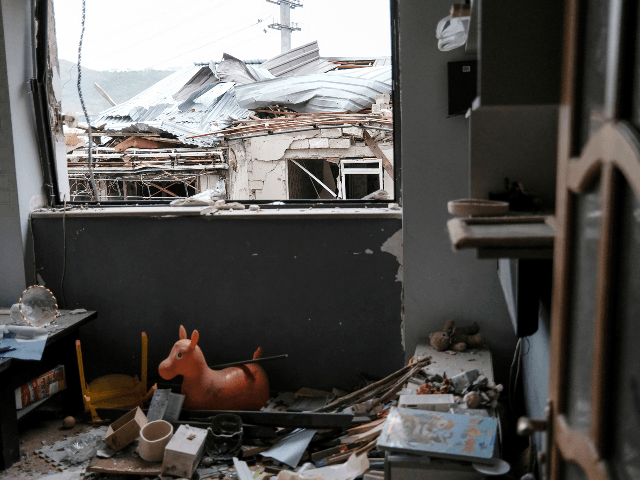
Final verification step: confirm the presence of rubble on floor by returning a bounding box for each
[2,345,508,480]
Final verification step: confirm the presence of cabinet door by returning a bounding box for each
[549,0,640,479]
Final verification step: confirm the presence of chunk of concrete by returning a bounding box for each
[250,180,264,190]
[320,128,342,138]
[376,93,390,105]
[342,127,363,139]
[309,137,330,149]
[328,138,351,149]
[289,139,310,149]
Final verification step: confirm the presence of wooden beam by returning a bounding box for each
[94,83,117,107]
[148,182,179,197]
[289,159,337,198]
[115,137,181,153]
[363,130,394,179]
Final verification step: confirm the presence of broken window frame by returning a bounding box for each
[339,159,383,200]
[35,0,402,209]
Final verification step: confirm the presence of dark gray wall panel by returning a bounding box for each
[32,215,404,392]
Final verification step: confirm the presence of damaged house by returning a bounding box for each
[66,42,394,201]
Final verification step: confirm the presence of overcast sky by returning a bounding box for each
[52,0,391,71]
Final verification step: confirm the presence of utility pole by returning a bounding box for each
[266,0,302,53]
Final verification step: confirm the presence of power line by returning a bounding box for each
[87,0,237,63]
[146,19,264,69]
[63,23,272,104]
[59,14,269,99]
[81,0,175,45]
[91,17,269,91]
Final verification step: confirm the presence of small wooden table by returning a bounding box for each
[0,310,98,470]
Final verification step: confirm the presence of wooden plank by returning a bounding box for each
[346,418,385,436]
[94,83,116,107]
[115,137,181,153]
[148,182,179,197]
[447,215,555,251]
[340,423,384,444]
[363,130,394,179]
[87,455,163,476]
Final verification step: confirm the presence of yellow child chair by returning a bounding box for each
[76,332,156,422]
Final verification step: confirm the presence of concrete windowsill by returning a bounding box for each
[31,206,403,219]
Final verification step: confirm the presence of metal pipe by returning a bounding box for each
[224,123,392,141]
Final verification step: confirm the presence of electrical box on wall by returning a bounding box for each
[447,60,477,117]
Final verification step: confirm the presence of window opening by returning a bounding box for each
[339,159,383,200]
[45,0,396,205]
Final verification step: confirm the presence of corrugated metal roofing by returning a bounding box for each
[373,57,392,67]
[94,65,250,146]
[260,41,337,77]
[234,73,392,113]
[328,65,392,87]
[92,49,393,141]
[214,53,275,84]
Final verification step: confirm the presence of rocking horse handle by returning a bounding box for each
[209,354,289,370]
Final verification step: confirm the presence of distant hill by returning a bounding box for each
[59,58,174,118]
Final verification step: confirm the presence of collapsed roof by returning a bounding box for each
[93,41,392,147]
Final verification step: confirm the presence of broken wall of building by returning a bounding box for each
[228,128,393,200]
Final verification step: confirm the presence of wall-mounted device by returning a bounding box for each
[447,60,477,116]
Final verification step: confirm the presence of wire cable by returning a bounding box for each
[145,20,262,70]
[60,196,68,309]
[76,0,98,200]
[65,8,274,93]
[509,338,522,415]
[92,0,237,64]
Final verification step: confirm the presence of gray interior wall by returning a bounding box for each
[398,0,517,382]
[32,215,405,391]
[0,0,43,304]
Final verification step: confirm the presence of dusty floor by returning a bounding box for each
[0,399,99,479]
[0,397,264,480]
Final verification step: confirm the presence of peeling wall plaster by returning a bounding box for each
[381,229,403,283]
[252,160,287,199]
[248,134,308,162]
[229,141,250,199]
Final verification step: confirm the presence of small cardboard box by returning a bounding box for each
[105,407,148,451]
[162,424,207,478]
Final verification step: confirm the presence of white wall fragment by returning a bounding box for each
[308,137,330,149]
[320,128,342,138]
[289,139,310,149]
[328,138,351,149]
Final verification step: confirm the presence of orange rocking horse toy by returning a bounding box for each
[158,326,270,410]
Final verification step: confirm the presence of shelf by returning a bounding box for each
[447,214,554,259]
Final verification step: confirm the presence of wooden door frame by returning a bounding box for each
[549,0,640,478]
